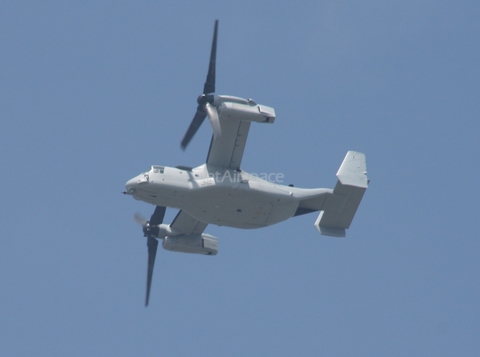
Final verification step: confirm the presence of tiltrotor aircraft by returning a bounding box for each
[124,20,368,306]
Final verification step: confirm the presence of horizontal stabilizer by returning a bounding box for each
[315,151,368,237]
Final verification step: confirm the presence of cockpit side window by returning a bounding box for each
[151,165,165,174]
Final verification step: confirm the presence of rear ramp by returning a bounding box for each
[314,151,368,237]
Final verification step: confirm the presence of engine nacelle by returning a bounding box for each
[162,233,218,255]
[218,102,275,124]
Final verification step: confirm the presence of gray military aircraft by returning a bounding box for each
[124,20,368,306]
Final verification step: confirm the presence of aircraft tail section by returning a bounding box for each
[314,151,368,237]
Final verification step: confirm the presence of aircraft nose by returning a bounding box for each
[124,173,149,195]
[124,177,138,195]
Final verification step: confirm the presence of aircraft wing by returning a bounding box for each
[169,210,208,235]
[206,120,251,170]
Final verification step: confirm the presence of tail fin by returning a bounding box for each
[314,151,368,237]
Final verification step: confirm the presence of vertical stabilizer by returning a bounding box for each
[314,151,368,237]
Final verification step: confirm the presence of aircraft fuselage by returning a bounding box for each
[125,164,329,229]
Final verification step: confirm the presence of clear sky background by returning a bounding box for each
[1,1,479,356]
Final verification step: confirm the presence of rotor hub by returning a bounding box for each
[143,223,159,237]
[197,94,214,106]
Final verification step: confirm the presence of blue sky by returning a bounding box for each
[1,1,479,356]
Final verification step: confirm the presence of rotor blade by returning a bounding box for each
[134,213,147,226]
[145,235,158,307]
[181,108,207,150]
[150,206,166,226]
[203,20,218,94]
[205,102,221,139]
